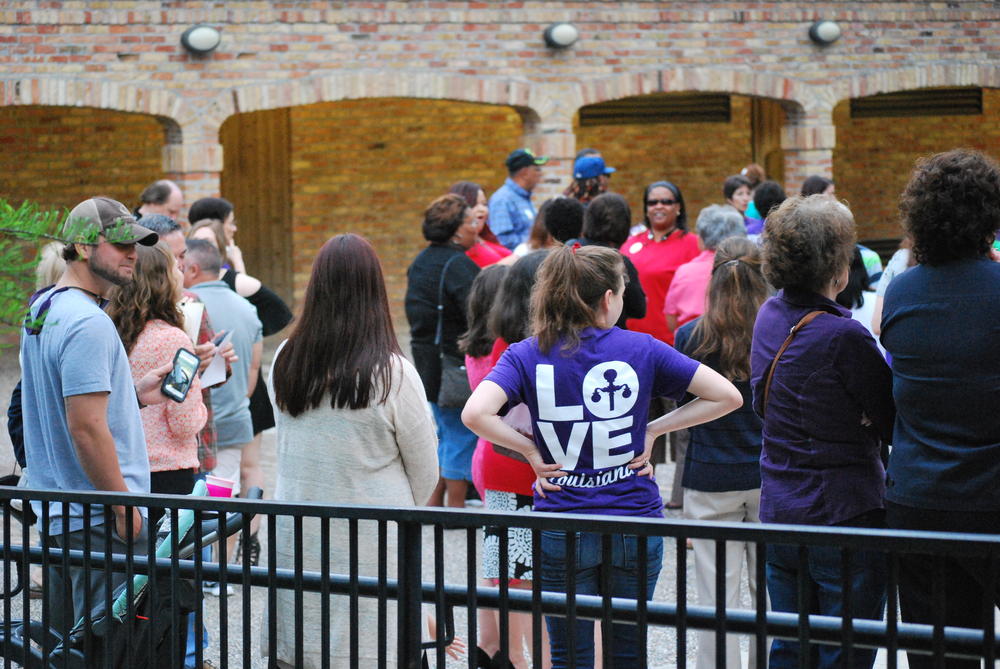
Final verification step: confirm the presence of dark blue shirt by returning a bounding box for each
[881,258,1000,512]
[750,289,894,525]
[675,319,762,492]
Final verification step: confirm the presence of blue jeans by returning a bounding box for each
[540,531,663,669]
[430,402,477,481]
[766,542,887,669]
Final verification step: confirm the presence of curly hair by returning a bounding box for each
[761,195,856,293]
[899,149,1000,265]
[106,241,184,355]
[422,194,469,243]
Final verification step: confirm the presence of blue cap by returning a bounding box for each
[573,155,616,180]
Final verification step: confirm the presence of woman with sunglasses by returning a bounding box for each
[620,181,700,346]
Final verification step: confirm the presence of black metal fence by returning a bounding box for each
[1,486,998,668]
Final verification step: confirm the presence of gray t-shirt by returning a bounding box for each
[189,280,263,448]
[20,287,150,534]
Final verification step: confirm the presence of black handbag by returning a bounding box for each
[434,254,472,408]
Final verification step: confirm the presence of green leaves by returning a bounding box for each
[0,199,67,335]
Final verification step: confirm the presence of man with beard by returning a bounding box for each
[19,196,173,628]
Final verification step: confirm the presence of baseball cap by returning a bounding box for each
[573,155,616,180]
[62,197,158,247]
[505,148,548,172]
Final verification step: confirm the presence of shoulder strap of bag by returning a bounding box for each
[761,310,826,417]
[433,254,462,351]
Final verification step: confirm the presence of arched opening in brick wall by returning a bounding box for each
[219,97,526,318]
[574,92,787,228]
[0,105,167,214]
[833,86,1000,253]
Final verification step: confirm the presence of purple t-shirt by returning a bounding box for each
[486,327,699,517]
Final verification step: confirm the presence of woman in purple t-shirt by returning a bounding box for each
[463,245,742,669]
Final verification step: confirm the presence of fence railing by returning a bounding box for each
[1,486,998,668]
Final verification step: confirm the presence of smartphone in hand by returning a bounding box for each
[161,348,200,403]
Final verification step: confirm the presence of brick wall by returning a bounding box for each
[576,95,755,232]
[0,105,163,213]
[833,89,1000,240]
[288,97,523,317]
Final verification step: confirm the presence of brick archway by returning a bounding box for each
[227,69,535,117]
[831,63,1000,105]
[0,77,186,127]
[576,67,811,112]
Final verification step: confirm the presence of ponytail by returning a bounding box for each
[531,245,624,354]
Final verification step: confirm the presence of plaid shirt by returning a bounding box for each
[182,291,218,472]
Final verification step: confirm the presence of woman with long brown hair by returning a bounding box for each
[675,236,770,669]
[269,233,438,669]
[107,241,207,509]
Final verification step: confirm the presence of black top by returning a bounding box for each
[405,243,480,402]
[575,238,646,329]
[221,268,293,337]
[676,318,763,492]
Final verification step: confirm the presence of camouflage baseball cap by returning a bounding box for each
[62,196,158,247]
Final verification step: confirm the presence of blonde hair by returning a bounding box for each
[36,241,67,288]
[530,245,624,354]
[187,218,230,266]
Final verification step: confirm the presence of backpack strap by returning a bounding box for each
[761,310,826,417]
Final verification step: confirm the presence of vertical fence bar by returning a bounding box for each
[566,531,578,668]
[267,513,278,669]
[168,507,180,669]
[797,545,809,669]
[601,533,613,669]
[715,539,727,669]
[146,504,157,668]
[2,500,9,669]
[322,518,333,669]
[39,504,50,664]
[193,509,205,669]
[81,503,93,661]
[677,534,688,669]
[532,528,543,669]
[378,520,388,669]
[59,500,71,667]
[755,541,767,669]
[103,505,115,669]
[933,553,945,669]
[346,518,356,669]
[336,518,344,669]
[21,494,33,667]
[434,523,446,669]
[984,546,996,667]
[638,534,649,669]
[841,547,854,668]
[466,527,478,669]
[294,514,304,669]
[124,503,135,669]
[397,520,423,669]
[498,525,510,667]
[240,511,251,669]
[218,510,229,669]
[886,551,898,669]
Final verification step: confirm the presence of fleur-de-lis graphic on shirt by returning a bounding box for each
[590,368,632,412]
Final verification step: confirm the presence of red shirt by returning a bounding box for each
[620,229,700,344]
[466,239,512,268]
[470,339,536,495]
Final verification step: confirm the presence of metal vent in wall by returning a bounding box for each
[579,93,732,126]
[850,87,982,118]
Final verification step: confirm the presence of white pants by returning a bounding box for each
[213,445,244,496]
[684,487,764,669]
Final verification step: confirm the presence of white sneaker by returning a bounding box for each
[202,581,234,597]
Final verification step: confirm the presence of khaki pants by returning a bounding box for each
[683,487,764,669]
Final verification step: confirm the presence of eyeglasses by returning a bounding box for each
[647,198,678,206]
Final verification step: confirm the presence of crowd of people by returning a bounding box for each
[8,143,1000,669]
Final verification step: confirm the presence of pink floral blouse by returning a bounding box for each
[128,320,207,472]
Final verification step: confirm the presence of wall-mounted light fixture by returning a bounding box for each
[181,24,222,55]
[808,20,842,46]
[543,23,579,49]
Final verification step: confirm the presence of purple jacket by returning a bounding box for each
[750,289,894,526]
